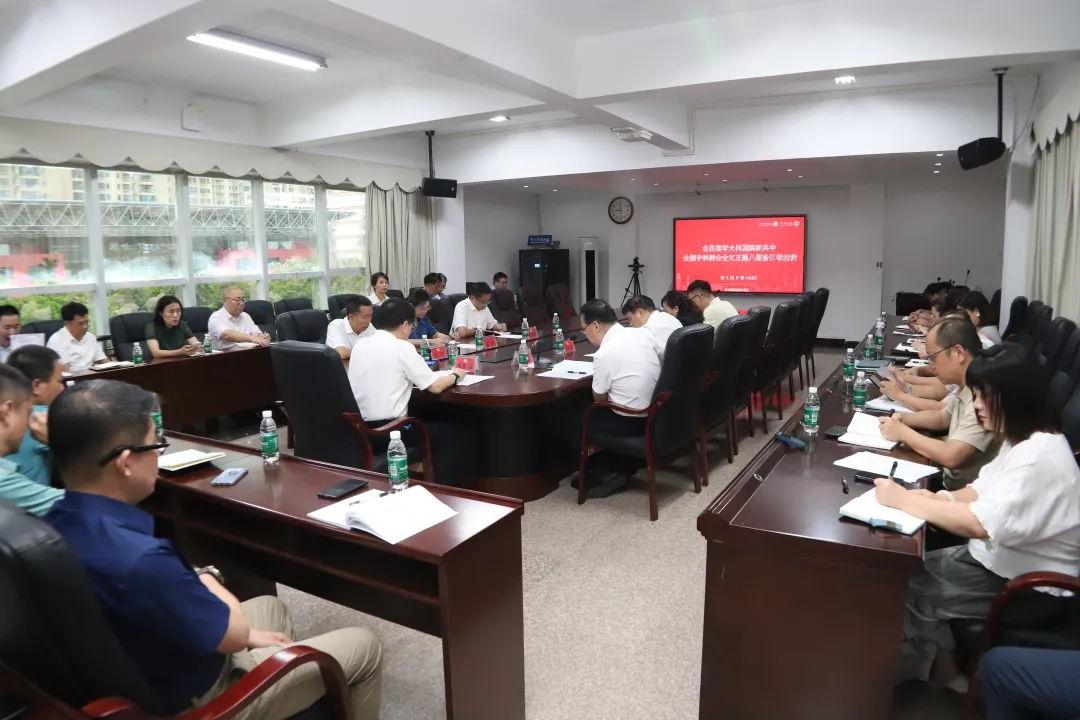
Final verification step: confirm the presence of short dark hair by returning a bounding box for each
[344,295,372,316]
[493,272,508,284]
[408,289,431,306]
[60,302,89,322]
[153,294,183,326]
[621,295,656,315]
[924,281,949,297]
[0,304,18,319]
[468,281,492,299]
[929,316,982,355]
[424,272,440,286]
[7,345,59,384]
[581,298,617,326]
[49,380,157,481]
[0,363,31,405]
[942,287,968,313]
[372,298,415,330]
[966,343,1056,444]
[661,290,701,321]
[438,273,447,283]
[686,279,713,295]
[956,291,989,319]
[370,272,389,288]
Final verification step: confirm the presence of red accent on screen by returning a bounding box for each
[674,216,806,293]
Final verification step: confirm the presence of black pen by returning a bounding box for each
[841,475,849,494]
[887,460,898,482]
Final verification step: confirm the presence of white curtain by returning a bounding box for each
[365,183,435,294]
[1027,120,1080,319]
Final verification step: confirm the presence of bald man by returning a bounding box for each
[207,287,270,351]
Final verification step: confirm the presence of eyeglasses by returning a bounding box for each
[97,441,169,466]
[688,293,706,303]
[925,344,956,364]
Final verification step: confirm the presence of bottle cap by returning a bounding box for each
[856,371,865,378]
[808,386,817,394]
[262,410,272,418]
[390,430,402,440]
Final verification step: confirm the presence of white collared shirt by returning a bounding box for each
[968,432,1080,583]
[325,318,376,351]
[367,293,387,307]
[644,310,683,356]
[45,326,106,371]
[0,344,10,363]
[207,308,260,351]
[703,297,738,329]
[592,323,662,414]
[451,299,497,332]
[347,329,437,420]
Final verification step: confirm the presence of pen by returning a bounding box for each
[841,475,849,494]
[887,460,898,482]
[349,491,389,505]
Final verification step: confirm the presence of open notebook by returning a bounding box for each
[307,485,457,544]
[838,412,897,450]
[839,488,925,535]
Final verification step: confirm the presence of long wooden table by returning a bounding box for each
[148,433,525,720]
[697,316,930,719]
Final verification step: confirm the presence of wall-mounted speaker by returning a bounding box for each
[421,177,458,198]
[957,137,1006,170]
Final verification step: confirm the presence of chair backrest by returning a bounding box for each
[0,501,166,714]
[1023,300,1046,337]
[988,288,1002,326]
[545,284,576,318]
[1003,296,1028,338]
[427,297,451,334]
[183,306,212,338]
[108,312,154,362]
[744,305,771,370]
[269,342,366,468]
[243,300,277,339]
[275,309,329,343]
[703,315,753,424]
[784,296,808,370]
[1049,328,1080,416]
[490,288,523,329]
[651,325,715,455]
[519,286,547,326]
[757,301,799,386]
[797,291,818,355]
[385,289,405,300]
[19,319,63,343]
[445,293,467,317]
[813,287,830,337]
[1062,385,1080,454]
[1040,317,1078,372]
[895,291,931,316]
[326,294,361,320]
[273,297,313,315]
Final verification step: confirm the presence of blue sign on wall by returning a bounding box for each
[527,234,553,247]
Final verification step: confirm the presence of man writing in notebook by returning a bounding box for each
[877,317,997,490]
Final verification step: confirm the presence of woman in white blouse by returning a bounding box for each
[874,344,1080,692]
[368,272,390,307]
[956,290,1003,347]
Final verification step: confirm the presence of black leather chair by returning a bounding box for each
[1024,300,1049,338]
[1002,295,1028,339]
[791,292,815,390]
[545,284,576,320]
[783,296,809,398]
[1048,328,1080,417]
[444,293,467,320]
[753,301,799,432]
[183,306,212,342]
[1062,385,1080,454]
[427,297,451,335]
[326,294,361,320]
[269,342,432,479]
[490,288,523,329]
[519,286,547,327]
[802,288,830,380]
[895,291,931,317]
[1038,317,1077,372]
[988,288,1002,327]
[19,319,63,343]
[108,312,154,362]
[0,500,347,720]
[577,325,714,521]
[273,297,313,316]
[740,305,772,438]
[243,300,277,340]
[276,309,329,344]
[700,315,753,469]
[385,289,405,300]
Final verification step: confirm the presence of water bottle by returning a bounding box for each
[521,317,529,339]
[132,342,143,365]
[203,334,213,354]
[516,337,530,371]
[386,430,409,492]
[803,386,820,435]
[842,347,856,383]
[853,371,868,410]
[474,327,484,350]
[259,410,279,465]
[150,403,164,446]
[552,313,560,332]
[554,327,565,357]
[420,335,431,361]
[447,340,458,366]
[873,317,886,355]
[863,333,876,360]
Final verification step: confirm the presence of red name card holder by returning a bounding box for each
[483,335,498,349]
[454,356,478,373]
[430,344,448,361]
[528,326,539,340]
[563,339,576,355]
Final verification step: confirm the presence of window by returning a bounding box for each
[189,177,257,278]
[268,277,318,307]
[329,274,368,296]
[1,291,93,322]
[99,170,180,282]
[107,285,182,317]
[327,189,366,271]
[265,182,318,274]
[0,163,91,288]
[196,281,257,310]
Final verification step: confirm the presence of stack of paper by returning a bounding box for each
[906,358,930,368]
[159,449,226,471]
[537,359,594,380]
[431,370,493,387]
[838,412,897,450]
[865,396,913,414]
[91,360,135,370]
[307,485,457,544]
[893,344,919,354]
[497,332,523,340]
[839,488,925,535]
[833,450,939,484]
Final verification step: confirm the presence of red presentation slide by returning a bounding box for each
[673,215,806,294]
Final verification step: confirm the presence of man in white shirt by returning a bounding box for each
[573,299,662,497]
[0,305,20,363]
[687,280,738,330]
[347,298,466,485]
[207,287,271,351]
[325,296,375,360]
[45,302,106,372]
[450,282,507,339]
[621,295,682,356]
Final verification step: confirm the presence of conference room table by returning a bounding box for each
[146,432,525,720]
[697,315,932,719]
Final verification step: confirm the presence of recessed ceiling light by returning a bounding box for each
[187,29,326,71]
[834,75,856,86]
[629,177,636,181]
[933,162,942,166]
[489,115,510,123]
[552,188,558,192]
[786,168,793,172]
[933,170,941,174]
[721,179,728,182]
[936,152,944,157]
[653,182,660,186]
[797,175,803,179]
[522,185,529,188]
[703,172,710,176]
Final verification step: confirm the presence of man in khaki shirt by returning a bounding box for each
[879,317,998,489]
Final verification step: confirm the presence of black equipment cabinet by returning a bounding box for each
[519,248,570,293]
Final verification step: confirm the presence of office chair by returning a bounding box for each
[753,301,799,432]
[326,294,361,320]
[427,297,451,334]
[699,315,753,470]
[183,306,212,342]
[275,309,329,344]
[519,286,547,327]
[19,319,64,344]
[243,300,277,340]
[802,287,829,380]
[741,306,771,438]
[1048,329,1080,417]
[490,288,523,329]
[273,297,314,316]
[108,312,154,362]
[1039,317,1077,372]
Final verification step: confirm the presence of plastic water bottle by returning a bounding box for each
[552,313,560,332]
[873,317,886,355]
[150,403,164,447]
[863,333,876,360]
[521,317,529,339]
[516,337,530,371]
[803,386,820,435]
[420,335,431,361]
[853,371,869,410]
[447,340,458,366]
[259,410,279,465]
[132,342,143,365]
[842,347,856,383]
[474,327,484,350]
[203,334,213,354]
[554,327,565,357]
[386,430,408,492]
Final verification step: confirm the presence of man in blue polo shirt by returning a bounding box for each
[45,380,382,719]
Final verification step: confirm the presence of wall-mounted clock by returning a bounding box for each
[608,196,634,224]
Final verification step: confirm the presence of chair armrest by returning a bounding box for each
[83,646,349,720]
[580,392,673,452]
[982,571,1080,651]
[341,412,435,484]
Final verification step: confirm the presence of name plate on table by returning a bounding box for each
[563,339,575,355]
[454,356,478,373]
[483,335,498,349]
[430,345,448,360]
[527,234,553,247]
[527,326,539,340]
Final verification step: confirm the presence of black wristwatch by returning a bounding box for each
[196,564,225,585]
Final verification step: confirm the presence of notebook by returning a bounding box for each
[839,488,925,535]
[158,449,226,471]
[838,412,897,450]
[865,396,913,414]
[307,485,457,544]
[90,360,135,370]
[833,450,939,484]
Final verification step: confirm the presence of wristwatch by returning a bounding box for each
[196,564,225,585]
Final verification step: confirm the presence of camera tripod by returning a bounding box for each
[621,257,645,306]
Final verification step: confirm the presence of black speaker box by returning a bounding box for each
[957,137,1006,170]
[422,177,458,198]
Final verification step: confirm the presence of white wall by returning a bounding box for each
[463,187,540,287]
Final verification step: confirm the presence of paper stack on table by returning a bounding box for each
[537,359,594,380]
[431,370,492,387]
[838,412,897,450]
[90,360,135,370]
[159,448,226,471]
[839,488,925,534]
[865,395,913,414]
[307,485,457,544]
[834,450,939,484]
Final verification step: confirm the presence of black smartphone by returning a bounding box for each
[317,477,369,500]
[824,425,847,440]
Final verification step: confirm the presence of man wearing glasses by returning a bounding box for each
[207,287,271,351]
[0,363,63,516]
[46,301,107,372]
[45,380,383,718]
[450,281,507,339]
[878,317,998,489]
[686,280,738,330]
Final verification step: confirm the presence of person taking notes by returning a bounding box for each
[450,282,506,339]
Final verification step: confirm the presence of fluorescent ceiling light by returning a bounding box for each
[834,75,856,86]
[936,152,945,157]
[786,168,793,172]
[489,115,510,123]
[629,177,636,181]
[187,29,326,71]
[653,182,660,186]
[933,170,941,174]
[552,188,558,192]
[797,175,804,179]
[522,185,529,188]
[722,179,728,182]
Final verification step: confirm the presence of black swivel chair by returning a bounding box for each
[1049,328,1080,417]
[275,309,329,344]
[183,306,212,342]
[519,286,547,327]
[1062,385,1080,454]
[782,296,809,399]
[802,288,830,380]
[0,500,347,720]
[445,293,467,319]
[740,306,772,438]
[326,294,361,320]
[577,325,714,521]
[19,319,63,344]
[753,301,799,432]
[273,297,313,316]
[385,289,405,300]
[243,300,277,340]
[1002,296,1028,339]
[108,312,154,362]
[427,297,451,335]
[1038,317,1077,372]
[490,288,523,329]
[988,288,1002,327]
[700,315,753,470]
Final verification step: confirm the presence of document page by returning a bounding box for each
[838,412,897,450]
[834,450,939,484]
[839,488,925,534]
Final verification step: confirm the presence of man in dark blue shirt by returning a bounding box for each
[45,380,382,719]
